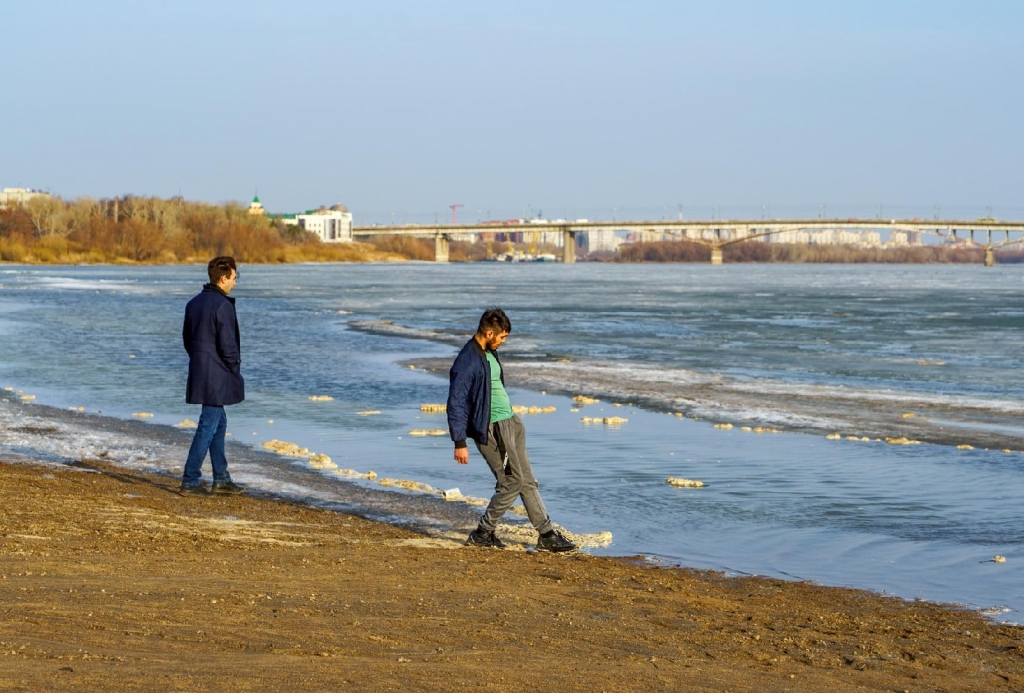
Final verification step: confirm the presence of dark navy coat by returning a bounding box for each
[182,284,244,406]
[447,338,504,448]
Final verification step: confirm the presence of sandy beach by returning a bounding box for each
[1,457,1021,692]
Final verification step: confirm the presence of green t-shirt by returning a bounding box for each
[486,351,514,423]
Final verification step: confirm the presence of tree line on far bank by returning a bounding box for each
[0,195,390,264]
[601,239,993,263]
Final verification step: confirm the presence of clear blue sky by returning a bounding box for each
[2,1,1021,223]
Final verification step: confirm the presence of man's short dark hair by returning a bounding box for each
[208,256,237,284]
[477,308,511,335]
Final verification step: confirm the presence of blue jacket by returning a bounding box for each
[447,337,504,448]
[182,284,245,406]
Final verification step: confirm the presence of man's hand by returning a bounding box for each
[454,447,469,465]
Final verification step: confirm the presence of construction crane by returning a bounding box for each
[449,204,464,224]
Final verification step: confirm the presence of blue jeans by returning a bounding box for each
[182,405,231,486]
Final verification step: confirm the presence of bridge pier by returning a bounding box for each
[434,234,450,263]
[985,246,995,267]
[562,229,576,264]
[710,247,723,265]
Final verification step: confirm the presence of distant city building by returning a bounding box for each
[0,187,50,209]
[247,195,267,216]
[280,204,353,243]
[586,229,623,253]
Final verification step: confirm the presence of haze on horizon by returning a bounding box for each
[1,1,1021,224]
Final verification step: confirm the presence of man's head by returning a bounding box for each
[208,256,238,294]
[476,308,511,351]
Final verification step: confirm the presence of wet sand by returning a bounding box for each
[1,458,1021,692]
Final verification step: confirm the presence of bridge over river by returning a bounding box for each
[353,219,1024,265]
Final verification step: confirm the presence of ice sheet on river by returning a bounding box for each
[393,353,1024,452]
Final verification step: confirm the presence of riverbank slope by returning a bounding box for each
[1,458,1020,692]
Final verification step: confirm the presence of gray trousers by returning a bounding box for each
[475,415,553,535]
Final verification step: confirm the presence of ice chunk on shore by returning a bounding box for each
[497,524,613,549]
[176,419,197,428]
[262,439,311,456]
[378,478,437,494]
[308,395,334,402]
[333,468,377,480]
[572,395,600,406]
[512,405,556,415]
[131,412,153,419]
[420,404,447,413]
[308,454,336,470]
[408,429,447,436]
[666,477,705,488]
[356,410,381,416]
[581,416,627,426]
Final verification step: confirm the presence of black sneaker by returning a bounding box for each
[211,480,245,495]
[179,483,209,497]
[466,528,506,549]
[537,530,576,553]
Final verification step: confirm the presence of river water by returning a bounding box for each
[0,262,1021,621]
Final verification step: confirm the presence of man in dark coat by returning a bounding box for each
[179,256,245,496]
[447,308,576,552]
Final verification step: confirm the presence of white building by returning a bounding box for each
[770,228,811,244]
[247,196,267,216]
[586,229,623,253]
[0,187,50,209]
[281,204,354,243]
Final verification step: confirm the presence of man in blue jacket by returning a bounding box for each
[448,308,576,552]
[179,256,246,496]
